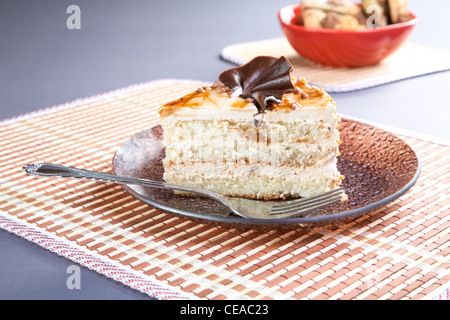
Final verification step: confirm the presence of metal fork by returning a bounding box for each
[23,163,345,220]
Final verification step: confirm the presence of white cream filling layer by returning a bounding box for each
[164,159,342,199]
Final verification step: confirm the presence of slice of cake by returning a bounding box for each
[158,56,344,200]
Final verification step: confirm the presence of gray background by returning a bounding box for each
[0,0,449,299]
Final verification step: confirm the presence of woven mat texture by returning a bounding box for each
[221,39,450,92]
[0,79,448,300]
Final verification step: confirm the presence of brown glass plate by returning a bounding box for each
[112,118,421,230]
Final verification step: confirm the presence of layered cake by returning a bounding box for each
[158,56,345,200]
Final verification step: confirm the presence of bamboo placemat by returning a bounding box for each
[0,79,448,300]
[221,38,450,92]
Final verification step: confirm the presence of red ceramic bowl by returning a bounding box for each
[278,4,418,68]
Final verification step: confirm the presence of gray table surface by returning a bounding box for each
[1,0,449,300]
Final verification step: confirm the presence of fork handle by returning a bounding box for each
[22,163,215,196]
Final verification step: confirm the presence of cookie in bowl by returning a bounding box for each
[278,2,418,67]
[301,0,367,30]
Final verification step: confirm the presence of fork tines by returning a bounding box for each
[270,188,344,216]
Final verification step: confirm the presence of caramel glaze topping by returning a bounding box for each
[159,78,332,118]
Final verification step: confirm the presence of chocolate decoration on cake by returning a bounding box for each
[219,56,295,114]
